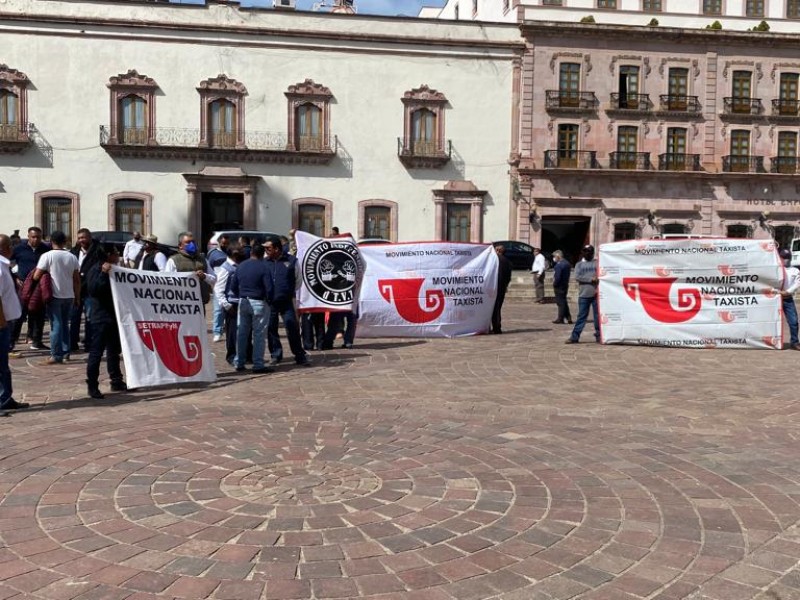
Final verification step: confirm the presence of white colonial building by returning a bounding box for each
[0,0,520,247]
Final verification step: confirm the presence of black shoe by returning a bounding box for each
[296,357,312,367]
[342,343,353,349]
[565,339,578,344]
[552,320,564,324]
[88,387,105,399]
[567,319,573,324]
[269,357,282,366]
[0,398,29,410]
[252,366,274,374]
[235,366,247,372]
[110,381,128,392]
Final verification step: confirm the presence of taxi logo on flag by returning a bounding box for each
[302,239,364,306]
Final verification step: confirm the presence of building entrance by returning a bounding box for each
[541,216,591,266]
[201,192,244,249]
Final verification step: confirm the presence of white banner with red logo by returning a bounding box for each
[356,243,498,338]
[599,239,784,349]
[110,267,217,388]
[295,231,365,313]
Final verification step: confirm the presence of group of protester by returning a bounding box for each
[0,226,359,412]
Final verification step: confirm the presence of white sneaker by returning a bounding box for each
[213,334,222,343]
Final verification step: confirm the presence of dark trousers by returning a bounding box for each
[267,302,307,362]
[70,296,93,352]
[301,313,326,350]
[322,311,357,348]
[491,288,507,334]
[224,305,252,364]
[554,287,572,323]
[0,324,12,404]
[12,306,45,346]
[86,319,123,387]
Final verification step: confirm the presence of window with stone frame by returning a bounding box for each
[0,64,29,142]
[198,75,247,149]
[662,223,687,235]
[401,85,448,157]
[433,181,485,243]
[703,0,722,15]
[109,193,152,234]
[789,0,800,18]
[107,70,157,146]
[642,0,662,11]
[726,224,751,238]
[285,80,333,152]
[36,191,80,244]
[614,222,637,241]
[359,200,398,241]
[598,0,617,8]
[746,0,764,17]
[293,198,333,237]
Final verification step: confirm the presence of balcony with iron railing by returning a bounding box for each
[722,155,766,173]
[657,95,702,115]
[0,122,32,153]
[397,138,452,169]
[99,125,337,164]
[658,153,702,171]
[771,156,800,174]
[545,90,598,112]
[609,151,652,170]
[609,93,652,112]
[771,99,800,117]
[544,150,599,169]
[722,97,763,116]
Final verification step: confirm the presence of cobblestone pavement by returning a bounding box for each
[1,302,799,600]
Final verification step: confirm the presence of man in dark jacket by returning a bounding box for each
[264,236,310,366]
[492,244,513,334]
[85,245,126,399]
[230,244,272,374]
[11,226,49,350]
[551,250,573,325]
[70,228,105,353]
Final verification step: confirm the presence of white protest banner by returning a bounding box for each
[357,242,498,338]
[110,266,217,388]
[599,238,784,349]
[295,231,365,313]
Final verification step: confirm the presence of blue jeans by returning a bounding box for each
[236,298,267,369]
[570,296,599,342]
[783,296,799,345]
[212,299,224,336]
[49,297,73,361]
[0,324,12,403]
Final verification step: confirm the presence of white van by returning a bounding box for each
[791,238,800,266]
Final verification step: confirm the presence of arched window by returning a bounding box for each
[614,222,637,241]
[295,103,322,151]
[119,94,147,145]
[411,108,437,155]
[209,99,237,148]
[726,224,750,238]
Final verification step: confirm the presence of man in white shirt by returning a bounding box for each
[531,247,546,304]
[779,248,800,350]
[136,235,167,272]
[33,231,80,364]
[0,234,26,412]
[123,231,145,268]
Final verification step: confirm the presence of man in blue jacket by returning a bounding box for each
[264,236,310,367]
[551,250,572,325]
[230,244,273,374]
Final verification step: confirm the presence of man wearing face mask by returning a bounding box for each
[566,244,600,344]
[164,232,216,306]
[779,248,800,350]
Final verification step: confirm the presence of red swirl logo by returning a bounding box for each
[378,278,445,324]
[136,321,203,377]
[623,277,702,324]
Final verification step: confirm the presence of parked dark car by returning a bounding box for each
[493,240,536,270]
[92,231,177,258]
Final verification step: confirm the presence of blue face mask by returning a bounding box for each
[184,241,197,255]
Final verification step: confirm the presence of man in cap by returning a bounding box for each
[566,244,600,344]
[136,235,167,272]
[779,248,800,350]
[123,231,144,268]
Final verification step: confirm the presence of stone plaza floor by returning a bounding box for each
[1,302,799,599]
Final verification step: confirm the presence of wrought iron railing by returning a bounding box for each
[609,93,651,111]
[772,99,800,116]
[722,155,766,173]
[0,122,30,142]
[722,97,763,115]
[658,94,702,113]
[609,151,652,170]
[397,137,452,157]
[544,149,599,169]
[545,90,598,110]
[658,153,701,171]
[771,156,800,174]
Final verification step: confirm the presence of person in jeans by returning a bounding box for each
[0,234,27,412]
[264,236,310,367]
[779,248,800,350]
[566,244,599,344]
[214,247,247,366]
[70,228,105,353]
[531,247,546,304]
[207,233,230,343]
[33,231,80,364]
[551,250,573,325]
[231,244,272,374]
[11,226,50,350]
